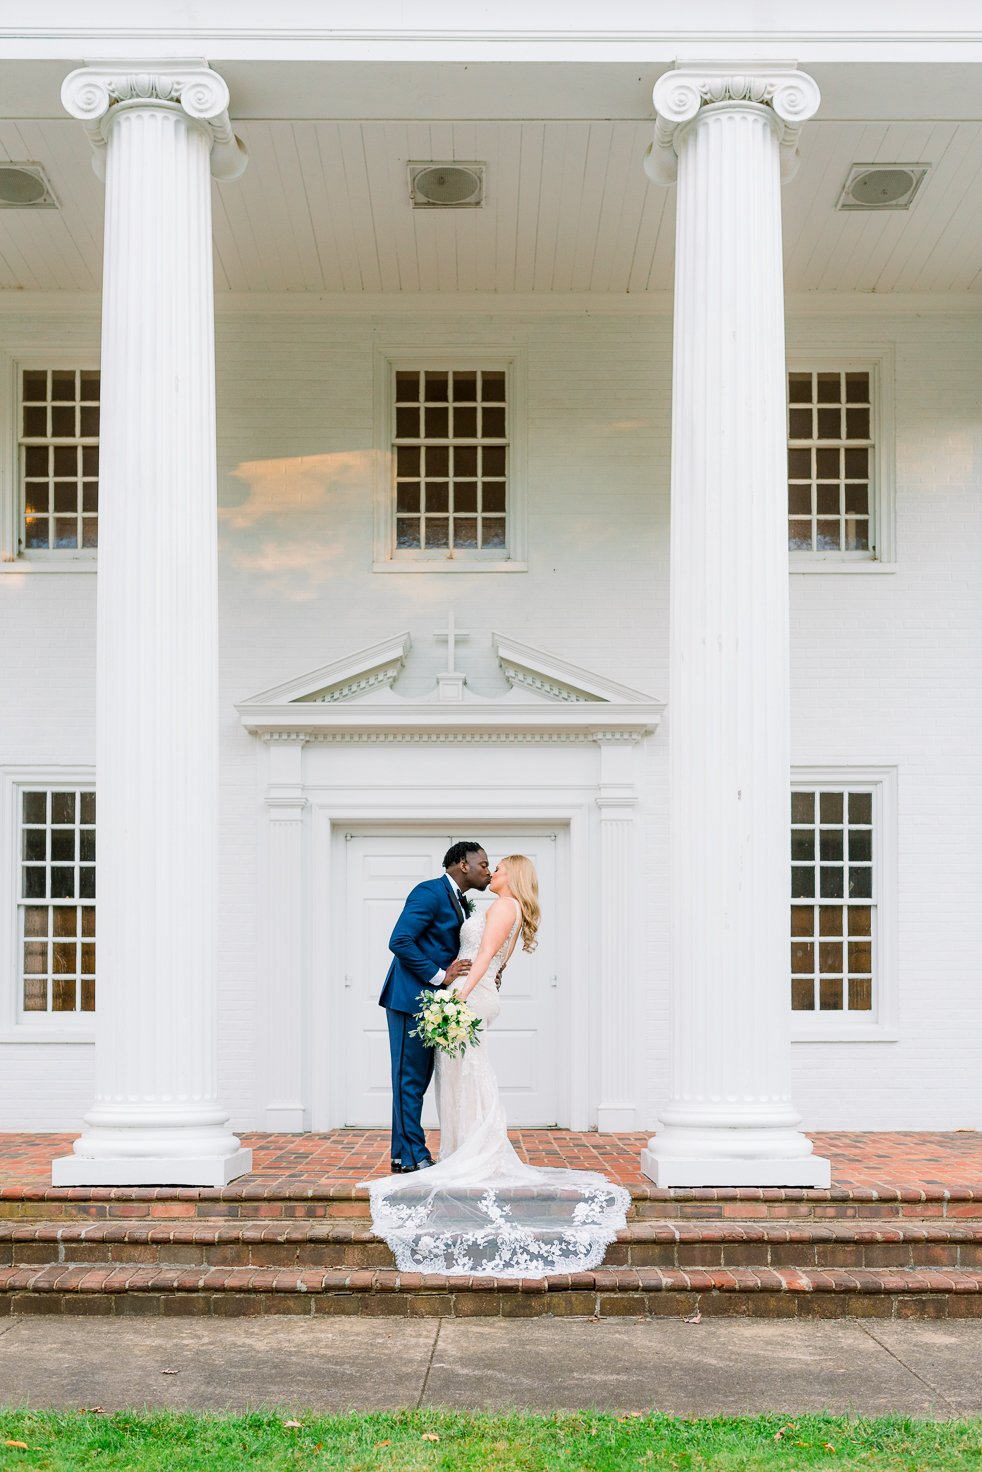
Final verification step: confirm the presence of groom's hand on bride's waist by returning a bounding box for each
[442,959,472,987]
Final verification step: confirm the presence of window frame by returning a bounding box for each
[786,348,896,573]
[0,765,96,1043]
[0,349,100,573]
[789,765,898,1043]
[372,345,527,573]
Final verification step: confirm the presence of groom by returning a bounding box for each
[379,841,492,1173]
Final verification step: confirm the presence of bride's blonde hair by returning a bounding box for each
[501,854,540,953]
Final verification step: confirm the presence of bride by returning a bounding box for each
[366,854,630,1279]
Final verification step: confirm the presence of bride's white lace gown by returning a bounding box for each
[366,904,631,1279]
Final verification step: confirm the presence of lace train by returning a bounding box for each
[366,905,630,1278]
[367,1172,630,1278]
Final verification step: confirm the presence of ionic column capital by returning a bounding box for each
[645,61,820,185]
[61,60,247,182]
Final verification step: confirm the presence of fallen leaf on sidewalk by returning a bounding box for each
[161,1368,179,1376]
[682,1310,702,1324]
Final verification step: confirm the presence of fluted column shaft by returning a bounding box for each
[53,66,250,1185]
[641,65,830,1187]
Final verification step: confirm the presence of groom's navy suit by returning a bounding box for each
[380,876,465,1167]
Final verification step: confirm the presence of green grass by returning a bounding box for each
[1,1411,981,1471]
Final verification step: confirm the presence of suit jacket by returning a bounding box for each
[379,876,465,1015]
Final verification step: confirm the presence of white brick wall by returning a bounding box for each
[0,299,978,1133]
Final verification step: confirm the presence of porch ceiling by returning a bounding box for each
[1,64,981,295]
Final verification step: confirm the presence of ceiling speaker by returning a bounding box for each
[409,163,485,209]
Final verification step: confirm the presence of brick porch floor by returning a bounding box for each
[1,1130,980,1193]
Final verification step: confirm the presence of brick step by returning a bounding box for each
[1,1262,980,1320]
[2,1185,980,1223]
[3,1218,982,1272]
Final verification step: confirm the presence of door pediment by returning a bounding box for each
[236,630,663,742]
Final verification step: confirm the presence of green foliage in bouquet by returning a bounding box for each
[411,990,482,1058]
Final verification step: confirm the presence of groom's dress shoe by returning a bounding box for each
[389,1159,403,1173]
[415,1158,435,1170]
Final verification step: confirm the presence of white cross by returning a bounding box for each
[433,611,470,673]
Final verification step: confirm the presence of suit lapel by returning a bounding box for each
[444,876,466,925]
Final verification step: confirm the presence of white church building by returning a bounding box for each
[0,2,979,1187]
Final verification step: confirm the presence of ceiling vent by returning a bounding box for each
[0,162,58,209]
[836,163,929,212]
[409,162,485,209]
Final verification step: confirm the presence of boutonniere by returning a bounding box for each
[460,895,473,919]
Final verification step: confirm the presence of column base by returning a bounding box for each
[265,1104,308,1132]
[51,1147,253,1188]
[596,1104,637,1132]
[641,1147,831,1189]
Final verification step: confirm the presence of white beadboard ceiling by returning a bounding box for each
[1,116,981,294]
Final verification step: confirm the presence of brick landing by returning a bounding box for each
[3,1130,981,1193]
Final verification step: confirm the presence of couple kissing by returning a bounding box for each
[365,841,630,1280]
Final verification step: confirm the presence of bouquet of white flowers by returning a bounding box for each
[411,990,482,1058]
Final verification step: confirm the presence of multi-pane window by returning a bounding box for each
[790,789,874,1014]
[788,370,872,555]
[20,369,100,551]
[18,789,96,1015]
[393,368,507,555]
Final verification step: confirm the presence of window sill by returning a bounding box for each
[373,559,527,574]
[0,558,97,574]
[0,1028,95,1044]
[791,1025,898,1043]
[790,561,897,575]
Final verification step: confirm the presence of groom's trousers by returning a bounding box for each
[386,1007,435,1167]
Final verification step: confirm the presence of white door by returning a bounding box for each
[343,832,561,1127]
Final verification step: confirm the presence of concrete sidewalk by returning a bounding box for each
[1,1317,981,1418]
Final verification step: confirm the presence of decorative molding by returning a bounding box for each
[492,633,656,706]
[307,669,399,703]
[261,728,651,745]
[266,797,307,817]
[645,60,821,185]
[500,670,583,703]
[237,630,663,745]
[241,635,411,709]
[61,60,247,182]
[291,729,638,744]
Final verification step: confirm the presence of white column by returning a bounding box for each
[641,63,830,1188]
[53,64,250,1186]
[595,739,639,1132]
[263,738,309,1131]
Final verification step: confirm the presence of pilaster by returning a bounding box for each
[263,738,309,1132]
[52,63,250,1187]
[642,62,829,1188]
[595,739,639,1132]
